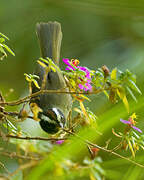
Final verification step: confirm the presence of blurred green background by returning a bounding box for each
[1,0,144,179]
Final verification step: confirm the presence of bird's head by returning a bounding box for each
[38,108,66,134]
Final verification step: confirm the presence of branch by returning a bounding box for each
[0,151,42,161]
[0,134,66,141]
[0,88,105,106]
[9,161,37,178]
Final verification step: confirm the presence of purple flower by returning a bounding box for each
[78,82,92,91]
[120,119,142,133]
[55,140,65,145]
[120,119,131,125]
[63,58,76,71]
[78,66,91,79]
[63,58,92,91]
[131,126,142,133]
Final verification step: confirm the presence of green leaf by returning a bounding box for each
[39,57,49,64]
[0,32,9,40]
[0,46,6,55]
[94,164,105,175]
[122,95,129,113]
[117,88,129,113]
[24,73,31,81]
[127,139,135,158]
[83,157,92,165]
[111,68,117,80]
[49,65,56,72]
[32,79,40,89]
[103,90,109,99]
[47,57,61,72]
[32,74,40,79]
[93,157,103,163]
[3,44,15,56]
[0,38,5,43]
[132,131,140,139]
[128,79,142,94]
[126,86,137,102]
[3,120,17,134]
[37,60,47,68]
[91,169,102,180]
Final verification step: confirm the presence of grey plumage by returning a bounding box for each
[32,21,72,126]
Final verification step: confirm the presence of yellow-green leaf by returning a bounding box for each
[122,95,129,114]
[128,140,135,158]
[24,73,31,82]
[39,57,49,64]
[103,90,109,99]
[50,65,56,72]
[128,79,142,94]
[80,101,89,124]
[32,79,40,89]
[117,88,129,113]
[90,173,96,180]
[0,46,6,56]
[37,60,47,68]
[111,68,117,80]
[73,107,82,114]
[3,44,15,56]
[79,94,91,101]
[0,32,9,40]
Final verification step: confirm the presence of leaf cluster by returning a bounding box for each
[0,32,15,60]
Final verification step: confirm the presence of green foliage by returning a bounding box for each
[63,60,141,114]
[37,57,61,72]
[24,73,40,89]
[0,32,15,60]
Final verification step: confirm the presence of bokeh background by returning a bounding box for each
[1,0,144,179]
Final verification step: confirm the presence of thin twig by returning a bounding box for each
[8,161,37,178]
[0,88,105,106]
[0,152,42,161]
[3,111,33,120]
[0,134,66,141]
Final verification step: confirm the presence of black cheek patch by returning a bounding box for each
[39,120,60,134]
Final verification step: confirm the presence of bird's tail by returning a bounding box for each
[36,21,62,65]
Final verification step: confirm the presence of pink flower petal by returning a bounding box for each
[132,126,142,133]
[63,58,76,71]
[63,58,70,65]
[120,119,131,124]
[79,83,92,91]
[55,140,65,144]
[78,66,91,79]
[85,83,92,91]
[78,84,84,90]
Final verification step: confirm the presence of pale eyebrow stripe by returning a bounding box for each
[52,108,61,122]
[41,114,57,124]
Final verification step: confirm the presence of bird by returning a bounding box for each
[30,21,72,134]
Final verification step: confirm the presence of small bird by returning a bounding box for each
[30,21,72,134]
